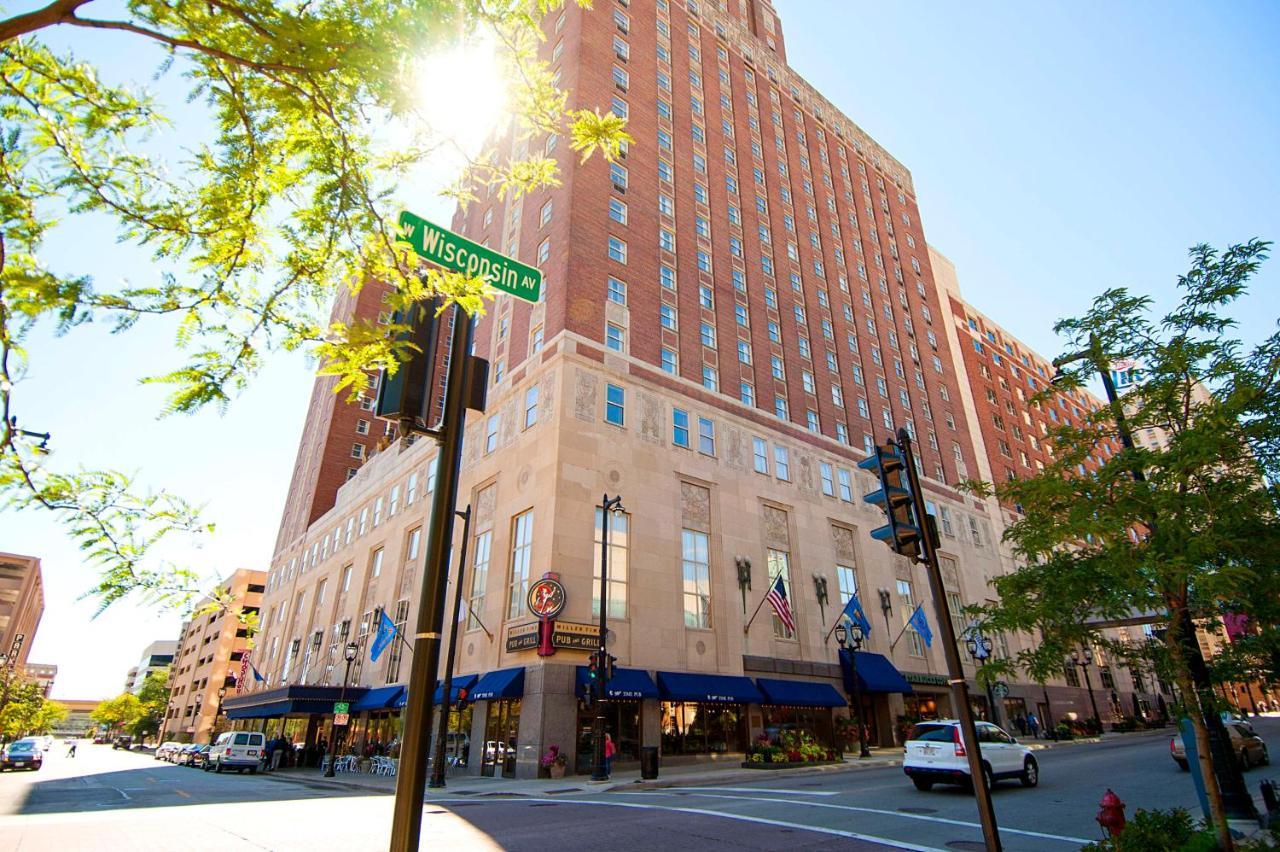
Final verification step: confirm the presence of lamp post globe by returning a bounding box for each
[850,624,864,646]
[834,624,847,647]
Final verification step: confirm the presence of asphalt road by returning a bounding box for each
[1,720,1277,851]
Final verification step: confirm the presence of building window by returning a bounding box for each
[682,529,712,628]
[593,508,629,619]
[485,414,499,454]
[371,547,383,578]
[767,549,794,639]
[524,385,539,429]
[753,437,769,474]
[660,347,678,374]
[820,462,835,496]
[507,510,534,618]
[605,383,625,425]
[774,445,790,481]
[351,443,365,460]
[605,322,626,352]
[698,417,715,455]
[702,365,718,392]
[384,599,410,683]
[406,527,421,561]
[355,419,369,435]
[608,236,627,263]
[609,197,628,224]
[608,276,627,304]
[836,562,858,607]
[897,579,925,656]
[468,529,491,630]
[838,468,853,502]
[673,408,690,448]
[739,382,755,406]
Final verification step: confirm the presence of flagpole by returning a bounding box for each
[742,578,776,634]
[888,611,912,652]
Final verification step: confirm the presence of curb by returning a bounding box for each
[603,756,904,792]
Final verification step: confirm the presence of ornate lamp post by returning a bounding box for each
[1070,647,1103,730]
[835,623,872,758]
[966,635,1001,728]
[592,493,625,782]
[324,641,361,777]
[213,686,226,738]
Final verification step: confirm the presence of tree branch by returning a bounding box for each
[0,0,91,43]
[63,14,314,74]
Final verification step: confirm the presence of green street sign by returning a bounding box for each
[333,702,350,715]
[397,209,542,303]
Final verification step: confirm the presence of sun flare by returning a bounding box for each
[413,38,511,156]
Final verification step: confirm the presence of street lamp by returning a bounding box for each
[324,641,361,778]
[966,635,1001,728]
[214,686,226,737]
[592,493,624,782]
[1070,647,1103,731]
[835,623,872,759]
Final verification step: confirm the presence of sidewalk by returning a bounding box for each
[259,730,1169,799]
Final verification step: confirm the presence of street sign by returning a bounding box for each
[334,713,350,727]
[993,681,1010,699]
[397,210,542,303]
[333,701,349,715]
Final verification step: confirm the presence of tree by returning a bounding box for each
[130,668,170,742]
[0,0,629,610]
[0,677,68,740]
[969,241,1279,849]
[90,692,142,734]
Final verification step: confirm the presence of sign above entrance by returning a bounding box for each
[333,701,350,715]
[397,210,542,303]
[905,672,949,687]
[527,577,566,620]
[992,681,1010,699]
[505,620,600,653]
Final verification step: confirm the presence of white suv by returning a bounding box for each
[903,720,1039,791]
[205,731,266,774]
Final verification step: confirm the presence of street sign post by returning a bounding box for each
[397,210,542,303]
[333,702,349,716]
[334,713,350,727]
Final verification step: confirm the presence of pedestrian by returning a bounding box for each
[1027,712,1040,739]
[1014,715,1027,736]
[603,733,616,777]
[263,736,276,772]
[66,739,77,758]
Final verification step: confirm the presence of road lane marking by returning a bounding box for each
[662,785,839,797]
[175,790,190,798]
[109,788,131,801]
[468,797,945,851]
[634,791,1091,845]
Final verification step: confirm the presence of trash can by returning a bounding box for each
[640,746,659,780]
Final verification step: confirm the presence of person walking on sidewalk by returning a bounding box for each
[603,733,616,777]
[66,740,77,758]
[1027,712,1040,739]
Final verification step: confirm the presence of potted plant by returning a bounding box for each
[540,745,567,779]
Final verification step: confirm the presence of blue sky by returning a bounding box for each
[5,1,1278,699]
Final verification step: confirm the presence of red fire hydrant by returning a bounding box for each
[1097,788,1127,837]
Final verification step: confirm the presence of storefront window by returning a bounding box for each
[761,706,835,750]
[575,700,640,773]
[482,699,521,778]
[660,702,747,755]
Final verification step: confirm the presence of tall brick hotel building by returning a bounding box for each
[227,0,1170,777]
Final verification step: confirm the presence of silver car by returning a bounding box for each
[1171,719,1269,770]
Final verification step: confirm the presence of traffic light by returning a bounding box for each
[605,654,617,681]
[587,651,600,683]
[858,442,922,559]
[375,298,442,430]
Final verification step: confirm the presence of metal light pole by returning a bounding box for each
[967,636,1001,728]
[430,505,473,789]
[325,642,360,777]
[390,309,477,852]
[835,623,872,758]
[213,686,226,739]
[592,493,624,782]
[895,429,1002,852]
[1070,648,1102,731]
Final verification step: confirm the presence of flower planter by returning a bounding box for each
[741,760,841,770]
[549,764,566,779]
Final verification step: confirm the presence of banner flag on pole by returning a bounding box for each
[908,603,934,648]
[765,574,796,635]
[371,609,396,662]
[840,591,873,636]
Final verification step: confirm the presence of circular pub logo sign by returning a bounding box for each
[527,577,566,620]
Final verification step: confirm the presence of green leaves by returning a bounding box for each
[0,0,630,611]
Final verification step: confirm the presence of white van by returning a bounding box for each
[205,731,266,774]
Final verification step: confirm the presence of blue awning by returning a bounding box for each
[226,700,291,720]
[468,667,525,701]
[433,673,478,704]
[352,685,405,712]
[657,671,764,704]
[575,667,658,700]
[840,649,913,694]
[756,678,847,707]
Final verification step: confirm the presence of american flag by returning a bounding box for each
[766,574,796,634]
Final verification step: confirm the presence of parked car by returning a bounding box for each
[1171,719,1269,771]
[171,744,195,764]
[205,731,265,774]
[903,720,1039,792]
[0,738,44,771]
[92,734,108,744]
[155,741,183,761]
[189,744,212,769]
[177,744,206,766]
[112,735,134,750]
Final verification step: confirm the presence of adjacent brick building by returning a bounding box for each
[0,551,43,670]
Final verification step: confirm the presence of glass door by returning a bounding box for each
[481,700,521,778]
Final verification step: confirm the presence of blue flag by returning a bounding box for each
[250,663,266,683]
[908,604,933,648]
[840,591,873,637]
[371,609,396,662]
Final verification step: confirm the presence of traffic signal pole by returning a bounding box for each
[896,428,1001,852]
[389,308,474,852]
